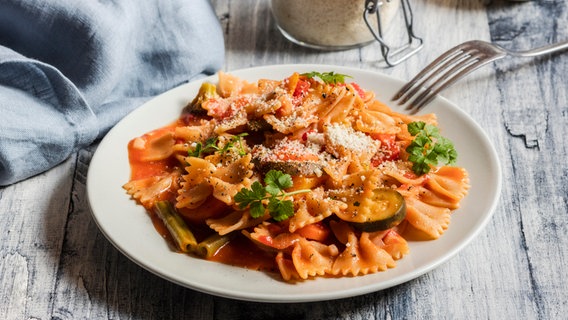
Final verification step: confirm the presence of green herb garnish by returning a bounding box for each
[301,71,352,85]
[189,136,217,158]
[234,170,310,221]
[189,133,248,158]
[406,121,457,175]
[219,133,248,156]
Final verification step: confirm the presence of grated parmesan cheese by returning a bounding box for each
[325,124,378,154]
[377,160,408,177]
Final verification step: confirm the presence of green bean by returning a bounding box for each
[195,232,236,258]
[153,201,197,253]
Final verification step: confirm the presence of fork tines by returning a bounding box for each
[393,41,489,114]
[394,38,568,113]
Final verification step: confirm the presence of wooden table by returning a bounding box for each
[1,0,566,319]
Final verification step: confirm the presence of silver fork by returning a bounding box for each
[392,39,568,114]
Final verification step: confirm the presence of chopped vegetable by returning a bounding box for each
[196,233,236,258]
[295,222,330,242]
[154,201,197,252]
[293,79,310,97]
[342,188,407,232]
[185,82,219,115]
[370,133,400,166]
[301,71,352,85]
[234,170,310,221]
[350,82,366,99]
[406,121,457,175]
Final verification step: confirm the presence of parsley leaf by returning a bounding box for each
[250,201,266,218]
[234,170,310,221]
[234,181,265,207]
[301,71,352,85]
[268,199,294,222]
[265,170,293,195]
[407,121,426,135]
[405,121,458,175]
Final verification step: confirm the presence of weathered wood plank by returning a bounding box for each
[487,2,568,320]
[0,157,75,319]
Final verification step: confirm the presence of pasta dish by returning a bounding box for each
[123,71,470,281]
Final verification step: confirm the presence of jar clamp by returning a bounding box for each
[364,0,423,66]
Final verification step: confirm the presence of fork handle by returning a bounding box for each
[510,40,568,57]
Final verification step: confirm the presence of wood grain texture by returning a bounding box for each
[0,0,566,319]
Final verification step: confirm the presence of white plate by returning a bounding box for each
[87,64,502,303]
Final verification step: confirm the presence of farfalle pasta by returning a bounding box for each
[123,71,470,281]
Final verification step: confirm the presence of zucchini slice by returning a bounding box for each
[344,188,407,232]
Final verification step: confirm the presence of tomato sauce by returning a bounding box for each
[210,236,278,272]
[127,124,179,181]
[127,124,281,272]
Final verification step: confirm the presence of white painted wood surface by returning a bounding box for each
[1,0,566,319]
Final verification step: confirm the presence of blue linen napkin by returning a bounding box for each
[0,0,224,186]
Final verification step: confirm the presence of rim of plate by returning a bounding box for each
[86,64,502,303]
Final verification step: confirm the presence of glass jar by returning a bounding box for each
[271,0,400,50]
